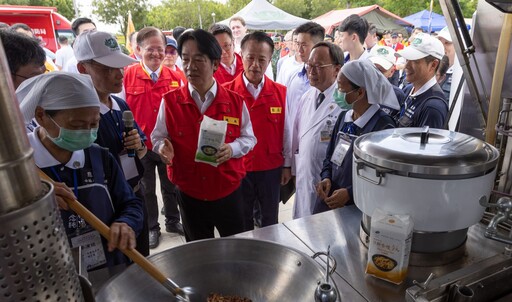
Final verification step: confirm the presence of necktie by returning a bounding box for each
[316,93,325,110]
[150,72,158,83]
[342,122,357,135]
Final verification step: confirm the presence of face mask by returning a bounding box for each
[333,89,352,110]
[48,117,98,152]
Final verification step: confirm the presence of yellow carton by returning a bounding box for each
[365,208,413,284]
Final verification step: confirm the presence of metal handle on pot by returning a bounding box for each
[312,251,337,276]
[355,159,386,186]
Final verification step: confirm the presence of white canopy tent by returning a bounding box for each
[219,0,309,30]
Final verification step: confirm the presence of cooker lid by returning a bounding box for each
[353,127,499,176]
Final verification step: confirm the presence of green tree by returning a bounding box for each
[0,0,74,20]
[273,0,308,19]
[92,0,149,34]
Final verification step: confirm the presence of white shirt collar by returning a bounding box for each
[344,104,380,129]
[410,76,438,97]
[142,62,161,77]
[99,96,121,114]
[28,127,85,169]
[220,56,237,76]
[188,81,218,114]
[243,73,265,99]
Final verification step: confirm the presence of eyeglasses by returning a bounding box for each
[305,63,333,72]
[143,47,165,54]
[12,65,48,79]
[165,48,177,55]
[221,43,233,52]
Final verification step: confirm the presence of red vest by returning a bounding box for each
[213,53,244,85]
[224,75,286,171]
[124,63,182,150]
[163,84,246,200]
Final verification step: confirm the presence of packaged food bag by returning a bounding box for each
[195,116,227,167]
[365,208,413,284]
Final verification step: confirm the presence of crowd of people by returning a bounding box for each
[0,13,453,272]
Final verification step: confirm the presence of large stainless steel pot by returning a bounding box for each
[95,238,332,302]
[353,127,499,233]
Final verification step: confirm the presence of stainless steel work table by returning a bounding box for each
[238,205,509,302]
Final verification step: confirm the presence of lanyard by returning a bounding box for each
[50,166,78,198]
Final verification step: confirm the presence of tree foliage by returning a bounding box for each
[0,0,74,20]
[92,0,149,34]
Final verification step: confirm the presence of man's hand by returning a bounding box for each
[281,167,292,185]
[53,182,75,210]
[216,143,233,165]
[158,138,174,165]
[108,222,136,252]
[324,188,349,209]
[123,129,142,150]
[316,178,331,200]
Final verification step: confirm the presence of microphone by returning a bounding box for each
[122,110,136,157]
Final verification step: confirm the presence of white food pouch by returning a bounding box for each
[365,208,413,285]
[195,115,227,167]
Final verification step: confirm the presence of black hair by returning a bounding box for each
[0,22,8,30]
[58,35,68,43]
[437,55,450,77]
[294,22,325,43]
[173,26,186,41]
[177,29,221,61]
[311,41,344,67]
[9,23,32,33]
[241,31,274,54]
[71,17,96,36]
[338,14,368,44]
[0,30,45,74]
[137,26,166,45]
[425,55,441,73]
[208,23,233,40]
[368,23,377,36]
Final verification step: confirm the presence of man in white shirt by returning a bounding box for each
[338,14,370,62]
[55,36,74,70]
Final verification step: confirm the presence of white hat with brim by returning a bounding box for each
[437,26,452,43]
[368,45,396,70]
[396,33,444,60]
[74,30,137,68]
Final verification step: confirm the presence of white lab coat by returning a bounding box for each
[291,83,341,219]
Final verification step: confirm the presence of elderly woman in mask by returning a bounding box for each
[315,60,397,213]
[17,72,143,271]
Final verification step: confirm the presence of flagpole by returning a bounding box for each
[428,0,434,33]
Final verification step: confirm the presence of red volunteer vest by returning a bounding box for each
[224,74,286,171]
[213,53,244,85]
[124,63,182,150]
[163,84,246,200]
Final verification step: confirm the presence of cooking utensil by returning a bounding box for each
[96,238,336,302]
[314,245,338,302]
[38,169,191,301]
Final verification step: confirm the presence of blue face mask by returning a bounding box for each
[48,117,98,152]
[333,89,352,110]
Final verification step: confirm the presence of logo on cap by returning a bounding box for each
[104,38,120,51]
[377,48,389,55]
[412,38,422,46]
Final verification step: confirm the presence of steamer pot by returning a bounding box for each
[353,127,499,233]
[96,238,334,302]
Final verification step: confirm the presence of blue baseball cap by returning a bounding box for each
[166,37,177,49]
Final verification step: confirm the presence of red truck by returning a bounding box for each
[0,5,74,53]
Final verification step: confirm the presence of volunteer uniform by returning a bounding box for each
[29,130,143,271]
[95,95,150,256]
[224,74,290,230]
[291,82,341,219]
[124,62,182,237]
[152,82,257,241]
[396,77,448,128]
[213,53,244,85]
[315,106,395,213]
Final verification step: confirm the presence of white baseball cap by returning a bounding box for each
[395,33,444,60]
[74,30,137,68]
[437,26,452,43]
[368,46,396,70]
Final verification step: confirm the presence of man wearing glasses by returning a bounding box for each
[124,26,184,249]
[291,42,343,219]
[208,24,244,85]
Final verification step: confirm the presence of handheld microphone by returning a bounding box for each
[122,110,136,157]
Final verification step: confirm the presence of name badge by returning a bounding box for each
[71,230,106,271]
[331,133,352,166]
[223,116,240,126]
[270,107,282,114]
[120,153,139,181]
[319,120,334,142]
[170,81,180,87]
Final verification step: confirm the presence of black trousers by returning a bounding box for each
[178,187,245,242]
[134,186,149,256]
[140,150,180,232]
[241,167,282,231]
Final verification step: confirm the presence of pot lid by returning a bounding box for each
[353,127,499,176]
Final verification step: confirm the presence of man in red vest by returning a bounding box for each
[209,24,244,85]
[124,26,184,249]
[223,31,291,231]
[152,29,257,241]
